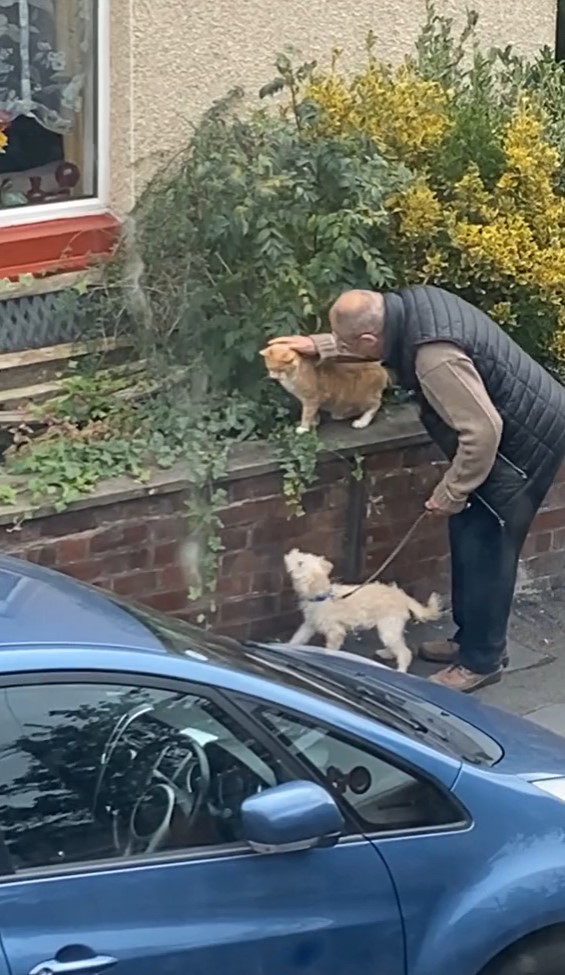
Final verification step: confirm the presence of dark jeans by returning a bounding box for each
[449,478,552,675]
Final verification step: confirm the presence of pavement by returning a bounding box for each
[345,586,565,736]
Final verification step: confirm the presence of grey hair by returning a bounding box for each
[329,290,385,339]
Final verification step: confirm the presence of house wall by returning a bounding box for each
[108,0,557,214]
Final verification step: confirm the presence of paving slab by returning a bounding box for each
[345,614,555,679]
[526,705,565,735]
[343,589,565,729]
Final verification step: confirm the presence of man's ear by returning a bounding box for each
[259,349,268,357]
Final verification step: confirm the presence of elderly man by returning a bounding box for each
[271,287,565,693]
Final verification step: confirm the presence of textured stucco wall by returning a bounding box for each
[109,0,134,214]
[108,0,557,213]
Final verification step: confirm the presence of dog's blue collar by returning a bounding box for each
[307,589,334,603]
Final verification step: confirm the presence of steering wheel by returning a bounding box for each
[119,733,211,856]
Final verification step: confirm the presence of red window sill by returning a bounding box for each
[0,213,120,279]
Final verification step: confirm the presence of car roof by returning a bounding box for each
[0,554,165,652]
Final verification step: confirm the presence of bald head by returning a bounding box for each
[329,290,386,359]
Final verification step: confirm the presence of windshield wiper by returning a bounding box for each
[255,644,495,764]
[348,683,435,736]
[250,645,444,739]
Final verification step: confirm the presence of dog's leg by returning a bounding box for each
[324,625,347,651]
[352,398,382,430]
[376,646,395,660]
[288,621,316,646]
[376,617,413,673]
[388,641,412,674]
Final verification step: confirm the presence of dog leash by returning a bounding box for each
[340,510,428,600]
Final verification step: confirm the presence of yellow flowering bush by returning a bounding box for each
[299,6,565,368]
[306,61,452,169]
[388,181,443,240]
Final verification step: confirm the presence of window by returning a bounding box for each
[255,706,460,833]
[0,680,287,873]
[0,0,104,219]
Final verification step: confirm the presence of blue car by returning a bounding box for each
[0,555,564,975]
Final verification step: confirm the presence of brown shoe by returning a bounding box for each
[420,640,510,668]
[420,639,458,664]
[428,665,503,694]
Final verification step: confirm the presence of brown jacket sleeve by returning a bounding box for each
[311,333,339,359]
[415,343,503,514]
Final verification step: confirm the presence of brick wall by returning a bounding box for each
[1,432,564,642]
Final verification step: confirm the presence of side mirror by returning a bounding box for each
[241,780,344,854]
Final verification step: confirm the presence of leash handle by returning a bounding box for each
[341,511,428,600]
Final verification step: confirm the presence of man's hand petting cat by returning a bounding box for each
[268,335,317,356]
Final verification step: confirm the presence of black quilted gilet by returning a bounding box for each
[382,286,565,522]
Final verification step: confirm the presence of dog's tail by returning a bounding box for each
[406,592,442,622]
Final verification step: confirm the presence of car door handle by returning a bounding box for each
[29,954,117,975]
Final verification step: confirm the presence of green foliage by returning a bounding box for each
[271,426,323,517]
[183,488,227,605]
[351,452,365,483]
[47,364,132,425]
[131,83,408,395]
[0,484,17,506]
[8,436,149,512]
[414,4,565,190]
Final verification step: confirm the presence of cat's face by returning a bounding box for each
[259,345,300,380]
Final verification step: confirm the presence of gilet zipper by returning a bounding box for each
[497,452,528,480]
[469,454,528,528]
[472,493,506,528]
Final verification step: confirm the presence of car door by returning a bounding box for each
[0,673,405,975]
[251,697,469,975]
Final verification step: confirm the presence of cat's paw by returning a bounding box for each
[296,425,311,434]
[352,415,373,430]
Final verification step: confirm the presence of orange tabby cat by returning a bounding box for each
[260,345,390,432]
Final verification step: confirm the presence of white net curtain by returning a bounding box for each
[0,0,95,198]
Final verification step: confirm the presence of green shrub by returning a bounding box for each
[132,87,409,395]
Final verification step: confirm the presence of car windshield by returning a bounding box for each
[107,592,502,768]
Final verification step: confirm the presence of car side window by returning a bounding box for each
[0,681,287,873]
[254,705,460,833]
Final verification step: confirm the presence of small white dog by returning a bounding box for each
[284,548,442,673]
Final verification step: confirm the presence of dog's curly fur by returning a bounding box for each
[284,549,442,673]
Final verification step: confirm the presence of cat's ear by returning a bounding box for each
[321,557,334,575]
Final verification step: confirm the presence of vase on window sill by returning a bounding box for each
[56,161,80,191]
[26,176,47,205]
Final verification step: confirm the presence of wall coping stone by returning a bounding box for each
[0,403,427,527]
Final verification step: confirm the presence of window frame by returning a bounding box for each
[0,670,364,883]
[0,0,110,230]
[238,695,471,842]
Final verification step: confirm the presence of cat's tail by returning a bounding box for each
[406,592,442,622]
